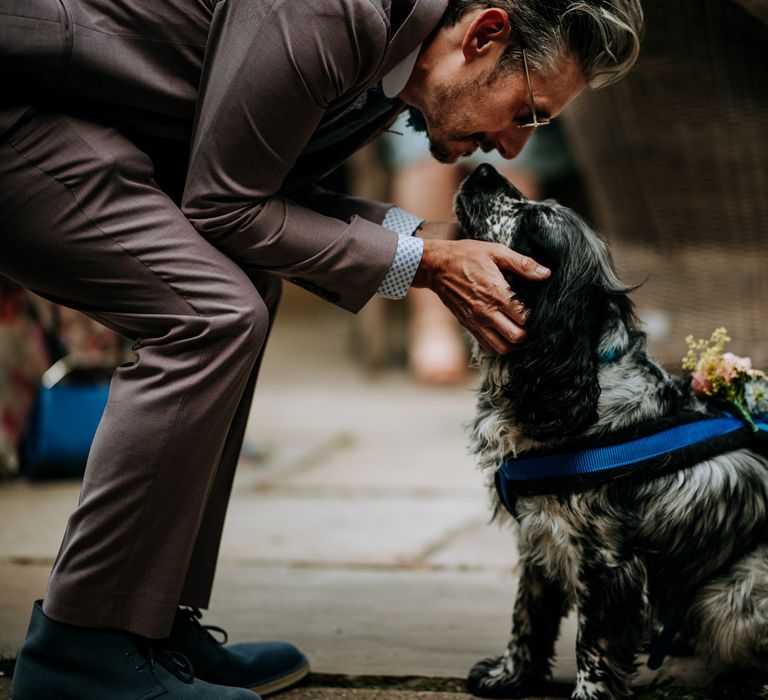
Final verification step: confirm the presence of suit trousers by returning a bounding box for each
[0,107,282,638]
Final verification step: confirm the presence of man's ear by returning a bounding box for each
[462,8,511,60]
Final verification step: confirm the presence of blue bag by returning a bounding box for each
[21,358,111,479]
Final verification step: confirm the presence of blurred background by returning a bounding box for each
[0,0,765,686]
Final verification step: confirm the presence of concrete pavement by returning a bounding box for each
[0,294,708,697]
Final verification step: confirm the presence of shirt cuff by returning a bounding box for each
[377,207,424,299]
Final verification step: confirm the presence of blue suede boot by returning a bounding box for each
[168,608,309,695]
[12,601,258,700]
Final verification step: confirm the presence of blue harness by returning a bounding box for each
[495,411,768,511]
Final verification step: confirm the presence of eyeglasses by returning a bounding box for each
[516,48,551,129]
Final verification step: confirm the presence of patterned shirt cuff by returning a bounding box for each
[377,207,424,299]
[382,206,422,236]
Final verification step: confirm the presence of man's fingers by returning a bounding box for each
[504,295,528,328]
[423,237,542,353]
[475,327,517,355]
[478,287,527,329]
[492,311,526,344]
[450,293,527,352]
[494,245,550,280]
[464,310,525,354]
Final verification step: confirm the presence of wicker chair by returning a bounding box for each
[562,0,768,367]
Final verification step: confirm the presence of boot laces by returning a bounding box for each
[127,641,195,683]
[181,606,229,645]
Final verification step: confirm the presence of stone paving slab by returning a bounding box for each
[218,494,489,566]
[423,522,518,570]
[0,563,48,658]
[0,482,78,559]
[242,382,484,496]
[207,564,524,679]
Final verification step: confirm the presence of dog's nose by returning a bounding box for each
[475,163,496,179]
[470,164,525,200]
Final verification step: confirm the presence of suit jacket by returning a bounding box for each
[0,0,448,311]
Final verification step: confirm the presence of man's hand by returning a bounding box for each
[411,222,550,354]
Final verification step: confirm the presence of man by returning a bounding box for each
[0,0,642,697]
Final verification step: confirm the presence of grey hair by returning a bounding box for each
[441,0,643,88]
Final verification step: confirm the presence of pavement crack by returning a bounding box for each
[247,432,357,491]
[402,517,488,567]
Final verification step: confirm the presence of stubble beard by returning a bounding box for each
[428,137,461,164]
[420,80,479,164]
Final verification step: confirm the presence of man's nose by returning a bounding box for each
[494,129,534,160]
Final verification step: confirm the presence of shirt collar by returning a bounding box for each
[382,44,422,98]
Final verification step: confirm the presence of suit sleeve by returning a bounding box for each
[182,0,399,313]
[730,0,768,26]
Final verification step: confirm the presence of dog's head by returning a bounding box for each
[455,164,636,441]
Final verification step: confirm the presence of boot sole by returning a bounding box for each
[250,660,310,696]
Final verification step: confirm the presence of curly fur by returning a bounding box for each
[456,164,768,700]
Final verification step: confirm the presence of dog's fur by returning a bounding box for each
[455,164,768,700]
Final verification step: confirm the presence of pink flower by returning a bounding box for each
[718,353,752,381]
[691,370,712,394]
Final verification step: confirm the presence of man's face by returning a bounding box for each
[417,53,585,164]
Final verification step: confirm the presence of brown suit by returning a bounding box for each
[0,0,447,637]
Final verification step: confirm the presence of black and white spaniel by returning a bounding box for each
[455,163,768,700]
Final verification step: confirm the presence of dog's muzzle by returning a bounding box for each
[464,163,526,200]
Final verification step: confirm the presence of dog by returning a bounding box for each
[454,163,768,700]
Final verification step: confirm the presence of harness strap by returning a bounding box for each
[496,413,768,507]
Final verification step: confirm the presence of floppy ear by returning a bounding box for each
[504,269,604,441]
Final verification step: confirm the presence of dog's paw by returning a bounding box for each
[466,656,545,699]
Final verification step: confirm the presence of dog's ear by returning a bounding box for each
[504,267,605,441]
[500,208,637,441]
